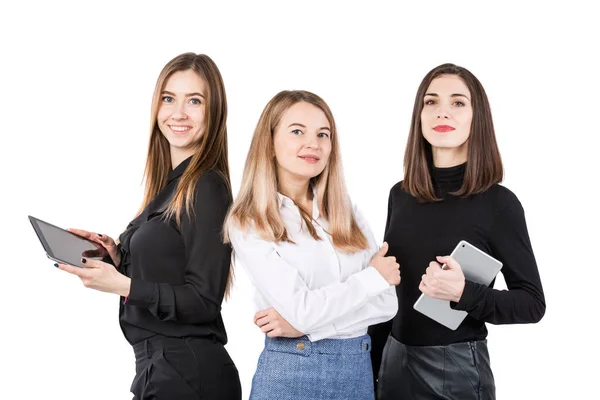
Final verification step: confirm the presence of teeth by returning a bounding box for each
[170,126,191,132]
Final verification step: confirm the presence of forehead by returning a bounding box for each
[426,74,470,97]
[279,102,330,128]
[163,69,207,93]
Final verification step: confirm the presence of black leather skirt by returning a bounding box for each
[377,335,495,400]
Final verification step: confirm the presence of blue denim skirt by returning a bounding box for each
[250,334,374,400]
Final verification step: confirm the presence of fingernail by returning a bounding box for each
[54,263,58,268]
[81,258,87,264]
[97,234,103,237]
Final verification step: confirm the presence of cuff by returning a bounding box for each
[450,279,477,311]
[124,278,156,308]
[357,267,392,298]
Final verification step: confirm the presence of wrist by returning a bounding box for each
[454,280,465,302]
[116,276,131,297]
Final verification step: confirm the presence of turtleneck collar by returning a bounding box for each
[431,162,466,194]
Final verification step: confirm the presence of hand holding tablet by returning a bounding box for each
[414,240,503,330]
[29,216,120,268]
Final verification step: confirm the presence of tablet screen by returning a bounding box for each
[29,216,101,267]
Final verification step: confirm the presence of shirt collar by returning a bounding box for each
[167,155,193,183]
[277,185,320,220]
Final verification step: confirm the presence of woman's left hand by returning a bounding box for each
[56,258,131,297]
[419,256,466,302]
[254,307,305,338]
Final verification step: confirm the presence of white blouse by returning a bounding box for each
[229,191,398,341]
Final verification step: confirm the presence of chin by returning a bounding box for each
[426,137,468,149]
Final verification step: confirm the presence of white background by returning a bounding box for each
[1,1,597,399]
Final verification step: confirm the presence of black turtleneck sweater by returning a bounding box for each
[368,163,545,376]
[116,157,232,345]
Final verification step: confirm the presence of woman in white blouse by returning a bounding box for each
[225,90,400,400]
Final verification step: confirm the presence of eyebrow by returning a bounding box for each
[424,92,471,100]
[288,123,331,131]
[161,90,206,98]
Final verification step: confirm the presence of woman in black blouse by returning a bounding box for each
[368,63,546,399]
[57,53,242,400]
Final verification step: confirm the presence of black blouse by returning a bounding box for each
[117,156,232,345]
[369,163,545,377]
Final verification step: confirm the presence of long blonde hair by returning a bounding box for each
[139,52,233,295]
[225,90,367,253]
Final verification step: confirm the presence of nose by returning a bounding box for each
[304,133,320,149]
[172,101,188,120]
[436,103,451,120]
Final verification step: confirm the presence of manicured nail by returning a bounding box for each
[54,263,58,268]
[97,234,103,237]
[81,258,87,264]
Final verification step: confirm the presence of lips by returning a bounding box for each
[299,155,320,164]
[433,125,455,133]
[169,125,193,135]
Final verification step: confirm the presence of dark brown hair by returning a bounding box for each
[402,63,503,202]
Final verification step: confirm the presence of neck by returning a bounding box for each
[277,172,311,205]
[170,147,194,169]
[432,144,468,168]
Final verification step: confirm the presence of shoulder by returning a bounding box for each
[388,180,414,204]
[390,180,404,195]
[485,184,523,210]
[482,184,527,225]
[193,170,232,199]
[195,169,229,190]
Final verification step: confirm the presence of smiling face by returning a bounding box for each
[421,74,473,155]
[156,69,208,164]
[273,101,332,185]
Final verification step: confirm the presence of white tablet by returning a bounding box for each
[29,215,101,268]
[413,240,503,330]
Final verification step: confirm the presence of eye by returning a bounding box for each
[453,101,466,107]
[317,132,329,139]
[189,98,202,105]
[162,96,174,103]
[291,129,302,135]
[424,99,436,105]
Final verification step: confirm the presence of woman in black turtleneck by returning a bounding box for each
[369,64,545,400]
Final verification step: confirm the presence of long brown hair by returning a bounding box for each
[139,52,233,294]
[139,52,231,220]
[225,90,368,253]
[402,63,503,202]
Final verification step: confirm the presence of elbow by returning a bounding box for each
[381,289,399,321]
[382,301,399,322]
[530,298,546,323]
[285,313,314,334]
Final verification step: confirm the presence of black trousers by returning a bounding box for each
[131,335,241,400]
[377,335,495,400]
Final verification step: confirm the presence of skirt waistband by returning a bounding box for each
[264,334,371,357]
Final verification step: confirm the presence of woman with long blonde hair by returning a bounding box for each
[57,53,241,399]
[226,90,399,399]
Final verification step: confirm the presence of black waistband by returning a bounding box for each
[133,335,217,359]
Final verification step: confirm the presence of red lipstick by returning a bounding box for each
[433,125,455,133]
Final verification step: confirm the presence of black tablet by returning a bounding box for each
[29,215,101,268]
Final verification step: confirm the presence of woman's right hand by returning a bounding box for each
[370,242,401,285]
[68,228,121,268]
[254,307,305,338]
